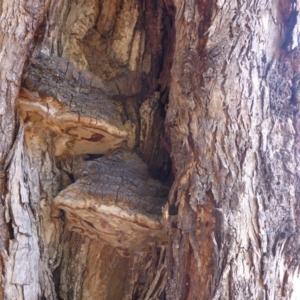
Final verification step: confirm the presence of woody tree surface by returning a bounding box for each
[0,0,300,300]
[166,0,300,299]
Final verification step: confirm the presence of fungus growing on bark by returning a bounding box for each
[16,56,169,256]
[53,148,169,256]
[17,56,127,156]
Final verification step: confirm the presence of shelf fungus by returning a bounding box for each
[53,149,169,256]
[18,56,169,256]
[18,55,127,156]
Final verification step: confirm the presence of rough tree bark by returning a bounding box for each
[0,0,300,300]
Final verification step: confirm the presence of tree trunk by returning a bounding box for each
[0,0,299,299]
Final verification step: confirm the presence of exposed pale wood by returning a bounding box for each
[5,122,62,299]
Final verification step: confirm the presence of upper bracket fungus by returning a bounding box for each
[18,56,127,156]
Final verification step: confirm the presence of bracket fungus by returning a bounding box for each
[18,56,127,156]
[18,56,169,255]
[53,148,169,255]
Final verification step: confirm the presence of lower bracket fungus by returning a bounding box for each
[53,149,169,256]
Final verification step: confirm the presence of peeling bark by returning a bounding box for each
[0,1,46,299]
